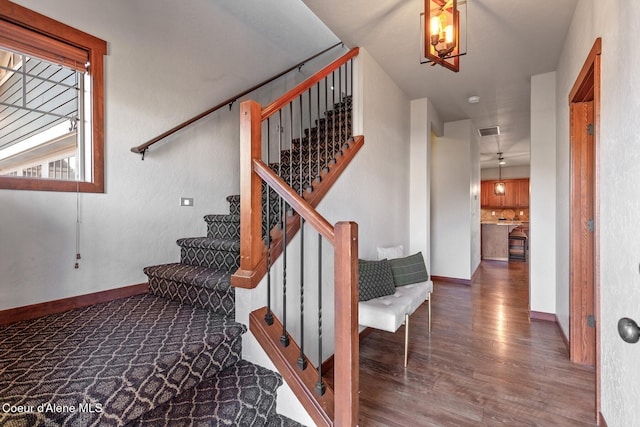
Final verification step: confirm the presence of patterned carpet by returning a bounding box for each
[0,294,245,426]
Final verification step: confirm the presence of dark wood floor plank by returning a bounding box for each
[355,260,597,426]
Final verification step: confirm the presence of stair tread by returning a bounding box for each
[144,263,232,291]
[177,236,241,251]
[131,360,284,427]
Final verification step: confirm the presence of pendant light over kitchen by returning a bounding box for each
[494,152,506,195]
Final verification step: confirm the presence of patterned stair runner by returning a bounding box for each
[136,95,353,425]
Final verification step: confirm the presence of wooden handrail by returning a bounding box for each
[236,44,361,424]
[261,47,359,121]
[130,42,344,156]
[252,159,334,243]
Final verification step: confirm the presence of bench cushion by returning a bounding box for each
[358,281,431,333]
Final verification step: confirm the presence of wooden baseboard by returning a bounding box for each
[529,310,556,322]
[0,283,149,326]
[529,311,571,354]
[430,275,471,286]
[598,411,608,427]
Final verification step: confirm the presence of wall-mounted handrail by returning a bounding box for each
[130,41,344,158]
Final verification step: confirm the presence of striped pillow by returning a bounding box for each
[389,252,429,287]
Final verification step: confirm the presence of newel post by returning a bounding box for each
[236,100,266,281]
[333,221,359,426]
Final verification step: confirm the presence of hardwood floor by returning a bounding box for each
[356,260,596,426]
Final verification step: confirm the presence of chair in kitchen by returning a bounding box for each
[508,229,528,261]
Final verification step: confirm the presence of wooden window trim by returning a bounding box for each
[0,0,106,193]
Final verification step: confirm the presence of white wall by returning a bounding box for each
[409,98,442,274]
[555,0,640,424]
[481,165,530,180]
[530,72,557,317]
[0,0,340,310]
[431,119,478,280]
[236,48,411,425]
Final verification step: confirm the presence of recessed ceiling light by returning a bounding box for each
[468,95,480,104]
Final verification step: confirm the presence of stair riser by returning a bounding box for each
[181,247,240,271]
[207,220,240,240]
[148,276,236,317]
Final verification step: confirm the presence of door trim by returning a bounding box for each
[568,37,601,421]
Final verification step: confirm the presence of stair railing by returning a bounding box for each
[237,47,360,426]
[129,42,344,159]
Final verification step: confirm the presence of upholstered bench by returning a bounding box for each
[357,247,432,367]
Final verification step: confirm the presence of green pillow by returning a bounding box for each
[358,259,396,301]
[389,252,429,286]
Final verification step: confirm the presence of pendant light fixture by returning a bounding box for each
[494,152,506,195]
[420,0,467,72]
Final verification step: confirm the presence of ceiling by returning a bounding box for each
[302,0,578,169]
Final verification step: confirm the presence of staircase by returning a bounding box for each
[141,92,357,425]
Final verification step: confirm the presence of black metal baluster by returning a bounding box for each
[299,94,304,196]
[307,88,312,192]
[298,218,307,370]
[331,71,336,162]
[265,117,273,325]
[324,76,330,172]
[344,59,353,148]
[316,83,321,184]
[289,101,294,191]
[350,58,354,142]
[315,233,326,396]
[338,65,343,154]
[280,197,289,347]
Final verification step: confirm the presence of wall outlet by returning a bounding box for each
[492,211,496,216]
[520,211,524,216]
[180,197,194,207]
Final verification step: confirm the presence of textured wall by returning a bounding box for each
[556,0,640,424]
[530,71,557,316]
[431,119,474,280]
[0,0,339,310]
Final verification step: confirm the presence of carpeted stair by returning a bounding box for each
[139,96,352,426]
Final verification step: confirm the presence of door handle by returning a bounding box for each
[618,317,640,343]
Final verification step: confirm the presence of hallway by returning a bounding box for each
[358,261,596,426]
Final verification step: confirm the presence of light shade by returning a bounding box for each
[421,0,466,72]
[494,182,506,195]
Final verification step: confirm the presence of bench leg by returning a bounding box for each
[404,313,409,368]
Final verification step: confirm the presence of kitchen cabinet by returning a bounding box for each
[481,178,529,208]
[517,179,529,207]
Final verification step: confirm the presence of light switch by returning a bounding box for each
[180,197,194,207]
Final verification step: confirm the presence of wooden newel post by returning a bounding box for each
[333,221,359,427]
[237,100,266,278]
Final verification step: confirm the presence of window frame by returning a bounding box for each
[0,1,106,193]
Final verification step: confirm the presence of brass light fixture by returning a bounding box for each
[494,152,506,195]
[421,0,467,72]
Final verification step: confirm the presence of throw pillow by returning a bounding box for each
[389,252,429,287]
[358,259,396,301]
[376,245,404,261]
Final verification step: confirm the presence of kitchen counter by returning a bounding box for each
[481,220,524,226]
[481,223,521,261]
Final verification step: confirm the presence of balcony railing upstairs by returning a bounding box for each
[235,47,360,426]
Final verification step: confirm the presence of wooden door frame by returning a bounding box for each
[568,37,601,422]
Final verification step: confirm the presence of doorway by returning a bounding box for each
[568,37,601,417]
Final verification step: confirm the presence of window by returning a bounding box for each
[0,2,106,192]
